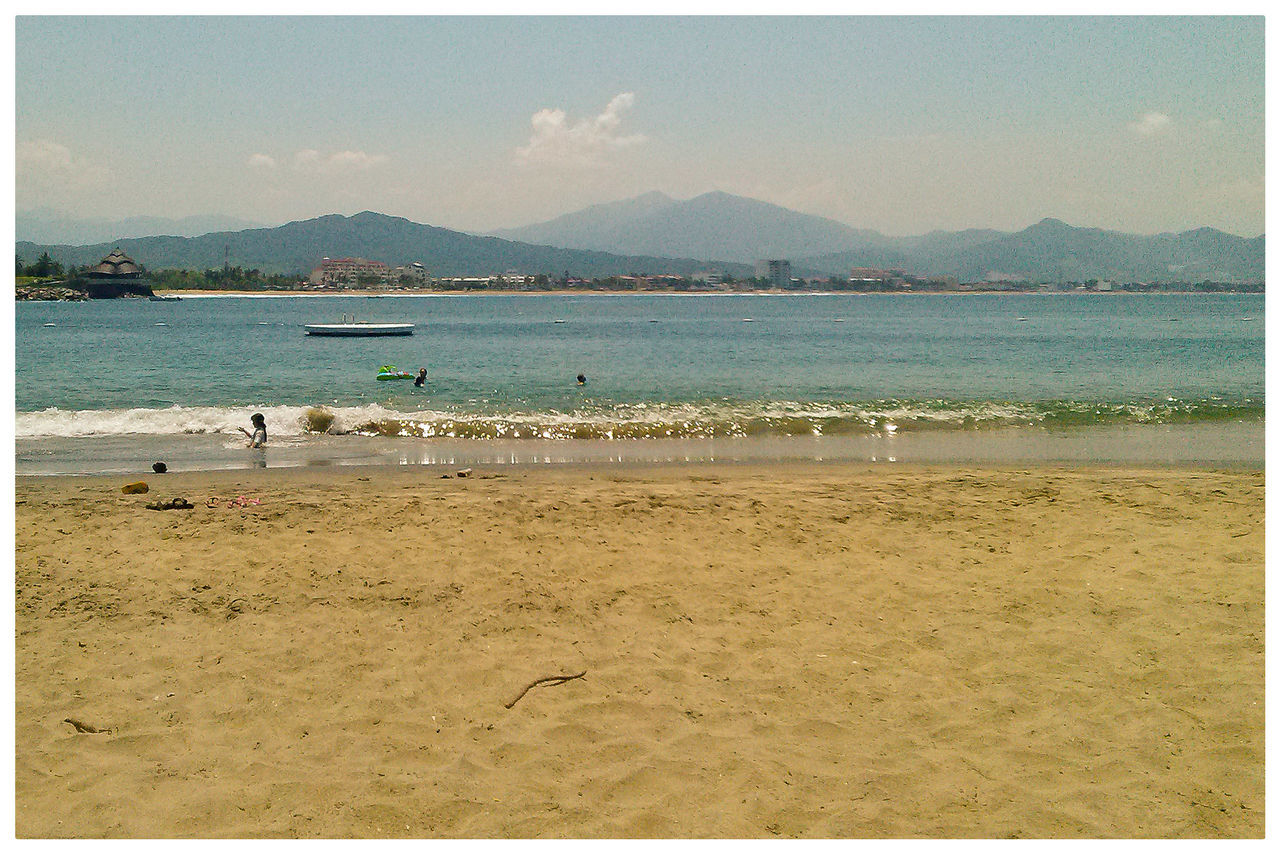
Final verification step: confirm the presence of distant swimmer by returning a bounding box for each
[577,373,586,386]
[414,368,427,388]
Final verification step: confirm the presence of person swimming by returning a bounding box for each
[577,373,586,385]
[414,368,427,388]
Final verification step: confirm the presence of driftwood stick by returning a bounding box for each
[64,717,112,734]
[504,669,587,709]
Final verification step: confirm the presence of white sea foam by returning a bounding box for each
[13,397,1255,441]
[16,404,319,438]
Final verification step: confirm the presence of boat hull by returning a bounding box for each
[305,323,414,336]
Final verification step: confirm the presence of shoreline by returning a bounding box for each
[16,462,1264,836]
[13,421,1267,477]
[152,288,1263,297]
[10,457,1269,491]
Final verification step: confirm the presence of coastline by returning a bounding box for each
[154,287,1263,297]
[15,462,1264,837]
[14,421,1266,477]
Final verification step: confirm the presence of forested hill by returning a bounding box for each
[16,211,754,278]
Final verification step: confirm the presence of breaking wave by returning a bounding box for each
[14,397,1264,441]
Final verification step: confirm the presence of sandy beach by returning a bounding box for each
[14,463,1264,838]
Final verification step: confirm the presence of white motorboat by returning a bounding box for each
[305,316,414,336]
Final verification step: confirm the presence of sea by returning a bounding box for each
[13,292,1265,475]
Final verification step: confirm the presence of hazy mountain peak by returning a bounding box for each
[305,213,349,226]
[15,211,267,245]
[351,210,403,222]
[632,190,675,204]
[685,191,792,214]
[1182,225,1224,238]
[689,190,739,203]
[493,189,880,262]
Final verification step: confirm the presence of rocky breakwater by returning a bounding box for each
[15,277,154,300]
[15,283,88,301]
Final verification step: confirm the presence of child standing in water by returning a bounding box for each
[239,412,267,448]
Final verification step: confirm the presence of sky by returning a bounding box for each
[13,13,1267,237]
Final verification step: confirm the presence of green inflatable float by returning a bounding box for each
[376,365,413,381]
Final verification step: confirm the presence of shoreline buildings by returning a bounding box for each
[308,257,428,288]
[755,259,793,289]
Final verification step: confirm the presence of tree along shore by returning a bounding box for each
[15,258,1264,300]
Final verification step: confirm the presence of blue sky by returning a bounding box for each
[14,15,1265,236]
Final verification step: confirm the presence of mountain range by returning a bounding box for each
[804,218,1265,284]
[491,190,889,263]
[16,210,265,246]
[495,191,1265,283]
[16,211,751,279]
[15,192,1265,284]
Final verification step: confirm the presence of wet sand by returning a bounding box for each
[14,420,1267,477]
[14,463,1265,837]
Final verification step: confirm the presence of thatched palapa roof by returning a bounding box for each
[86,248,142,278]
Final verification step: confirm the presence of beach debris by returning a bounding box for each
[121,481,149,494]
[204,495,262,509]
[503,669,587,709]
[152,462,168,473]
[457,468,472,478]
[64,717,112,734]
[146,498,194,511]
[304,407,335,433]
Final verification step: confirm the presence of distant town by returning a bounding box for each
[287,257,1259,294]
[14,249,1265,301]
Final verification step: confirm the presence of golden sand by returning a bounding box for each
[14,463,1264,838]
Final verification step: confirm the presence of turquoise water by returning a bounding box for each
[15,293,1264,443]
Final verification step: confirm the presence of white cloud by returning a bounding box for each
[17,139,113,188]
[247,153,277,168]
[18,139,74,171]
[516,92,646,166]
[1128,112,1172,136]
[291,148,386,173]
[294,149,323,169]
[327,150,387,170]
